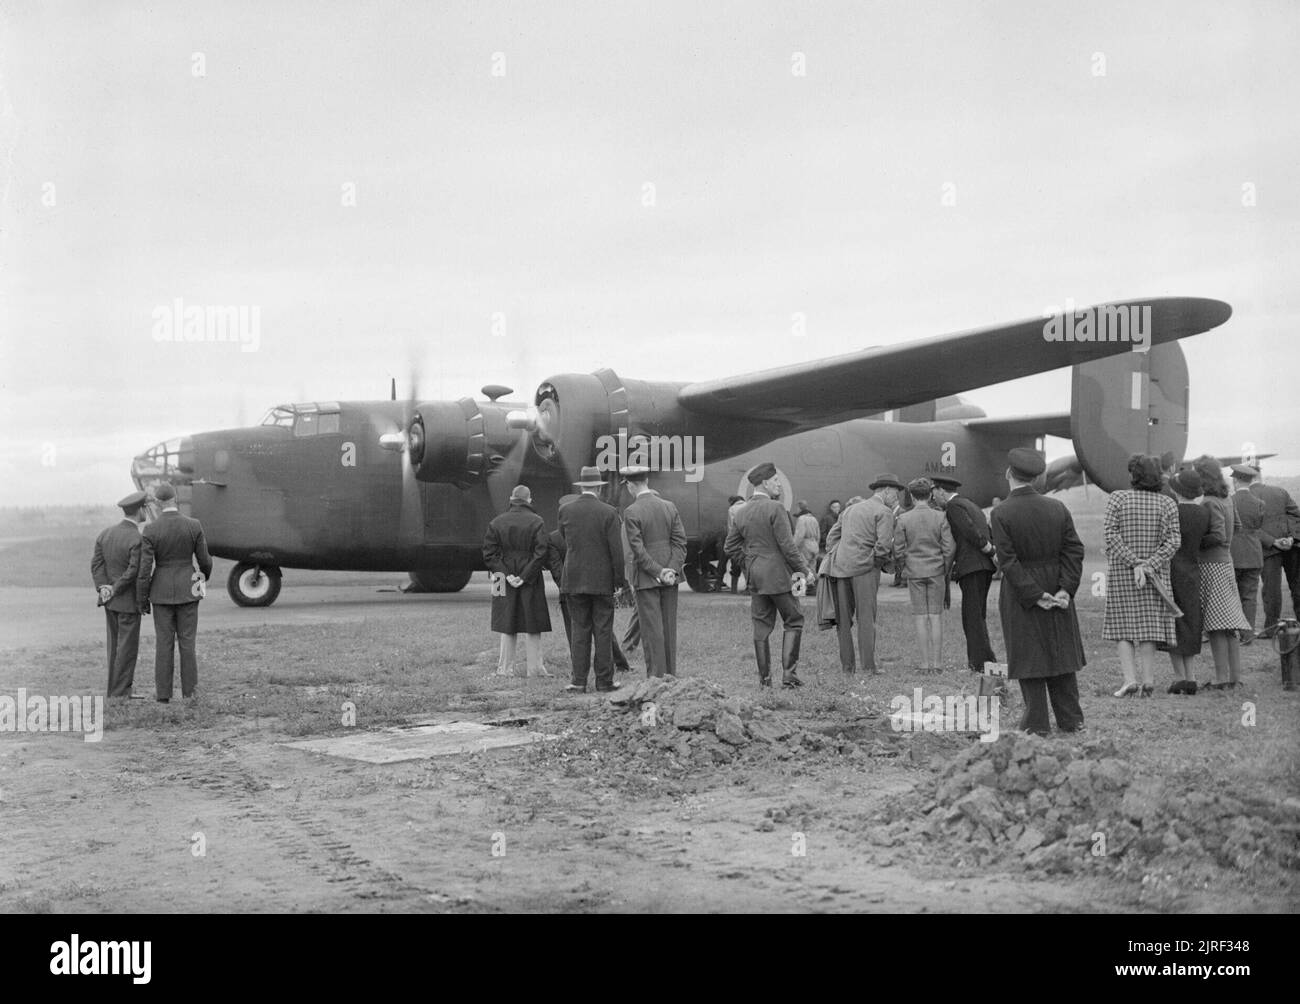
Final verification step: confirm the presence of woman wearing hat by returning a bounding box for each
[1103,454,1181,697]
[1192,455,1252,690]
[482,485,553,677]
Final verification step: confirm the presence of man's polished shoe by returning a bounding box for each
[595,681,622,693]
[563,684,586,694]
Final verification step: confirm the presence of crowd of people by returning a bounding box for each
[92,446,1297,737]
[476,446,1298,737]
[1102,455,1297,695]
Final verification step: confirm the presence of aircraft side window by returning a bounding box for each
[293,413,318,437]
[317,413,340,435]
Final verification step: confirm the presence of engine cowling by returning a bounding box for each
[399,398,519,486]
[508,370,692,480]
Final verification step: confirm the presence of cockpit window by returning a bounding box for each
[260,406,295,428]
[262,402,341,434]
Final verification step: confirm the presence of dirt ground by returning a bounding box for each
[1,520,1298,913]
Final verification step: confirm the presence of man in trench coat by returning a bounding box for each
[990,448,1087,735]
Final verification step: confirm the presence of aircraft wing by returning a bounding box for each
[677,297,1230,426]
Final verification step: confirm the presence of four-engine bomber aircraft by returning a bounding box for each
[130,297,1231,606]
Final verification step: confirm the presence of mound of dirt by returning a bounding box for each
[871,731,1300,878]
[526,675,918,790]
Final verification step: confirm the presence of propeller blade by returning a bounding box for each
[398,435,424,549]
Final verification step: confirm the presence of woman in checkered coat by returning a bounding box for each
[1103,454,1182,697]
[1192,455,1251,690]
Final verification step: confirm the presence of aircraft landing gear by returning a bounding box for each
[228,562,283,607]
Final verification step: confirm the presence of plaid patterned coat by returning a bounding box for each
[1102,489,1181,643]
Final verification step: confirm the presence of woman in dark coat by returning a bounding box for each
[482,485,552,677]
[1162,468,1210,693]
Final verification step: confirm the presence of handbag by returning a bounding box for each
[815,572,837,630]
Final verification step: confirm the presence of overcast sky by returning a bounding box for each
[2,0,1297,505]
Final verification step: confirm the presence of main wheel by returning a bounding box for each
[227,562,282,607]
[406,568,473,593]
[683,543,718,593]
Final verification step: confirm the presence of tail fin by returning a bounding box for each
[1070,342,1189,491]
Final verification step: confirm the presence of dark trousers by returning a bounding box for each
[956,570,998,669]
[154,601,200,698]
[561,594,629,671]
[567,593,615,690]
[1235,566,1261,631]
[104,609,141,697]
[1017,673,1083,735]
[635,585,678,677]
[1261,550,1300,629]
[831,570,880,672]
[751,591,804,641]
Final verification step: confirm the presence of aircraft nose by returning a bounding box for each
[130,436,195,493]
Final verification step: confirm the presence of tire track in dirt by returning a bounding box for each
[161,737,428,907]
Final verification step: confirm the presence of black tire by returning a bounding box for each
[227,562,282,607]
[683,545,716,592]
[407,568,473,593]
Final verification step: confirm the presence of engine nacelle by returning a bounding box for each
[513,369,691,480]
[404,398,518,486]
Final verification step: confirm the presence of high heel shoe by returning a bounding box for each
[1139,685,1154,698]
[1113,682,1140,698]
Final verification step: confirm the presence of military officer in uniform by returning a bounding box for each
[931,475,1000,673]
[91,490,148,697]
[136,482,212,701]
[621,465,688,677]
[991,448,1087,735]
[724,462,810,687]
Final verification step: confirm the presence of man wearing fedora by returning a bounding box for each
[558,466,627,693]
[725,462,810,687]
[823,473,901,674]
[92,490,149,697]
[136,482,212,701]
[621,465,687,678]
[931,475,1000,673]
[991,448,1086,735]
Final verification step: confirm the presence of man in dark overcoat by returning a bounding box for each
[990,448,1086,735]
[483,484,552,676]
[932,475,999,673]
[559,466,627,693]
